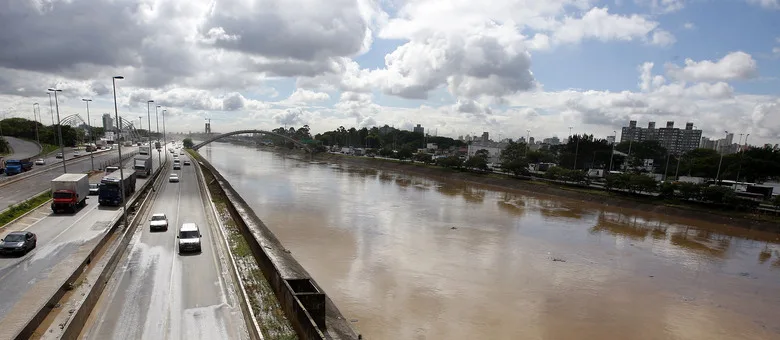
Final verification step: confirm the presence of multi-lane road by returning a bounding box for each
[80,151,248,339]
[0,149,161,328]
[0,146,138,211]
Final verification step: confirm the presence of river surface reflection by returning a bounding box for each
[201,143,780,340]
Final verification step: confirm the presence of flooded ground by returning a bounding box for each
[201,143,780,340]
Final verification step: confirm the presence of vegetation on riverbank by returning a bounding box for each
[194,150,297,340]
[0,191,51,227]
[38,143,60,157]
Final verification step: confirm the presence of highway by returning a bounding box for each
[80,151,248,339]
[0,151,163,329]
[0,146,143,211]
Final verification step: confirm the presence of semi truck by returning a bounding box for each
[4,158,34,176]
[98,170,136,206]
[139,145,150,155]
[50,173,90,213]
[133,156,152,177]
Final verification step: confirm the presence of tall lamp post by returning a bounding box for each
[47,88,66,173]
[735,133,750,185]
[146,100,154,174]
[112,76,129,229]
[32,103,40,145]
[715,130,728,182]
[82,99,94,171]
[155,105,161,166]
[608,130,616,172]
[47,92,54,125]
[162,109,168,162]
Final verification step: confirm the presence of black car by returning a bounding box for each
[0,231,37,255]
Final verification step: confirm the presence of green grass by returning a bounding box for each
[38,143,59,157]
[0,191,51,227]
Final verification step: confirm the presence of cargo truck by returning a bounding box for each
[51,173,90,213]
[139,145,150,155]
[98,170,136,206]
[4,158,34,176]
[133,156,152,177]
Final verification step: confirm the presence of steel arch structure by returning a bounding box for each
[60,114,88,127]
[192,130,312,152]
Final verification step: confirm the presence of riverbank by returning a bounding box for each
[313,152,780,234]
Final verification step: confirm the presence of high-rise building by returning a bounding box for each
[413,124,424,134]
[102,113,114,132]
[621,120,702,154]
[481,132,489,142]
[607,135,616,145]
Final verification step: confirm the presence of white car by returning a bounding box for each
[149,213,169,231]
[73,151,81,157]
[169,173,179,182]
[34,158,45,165]
[177,223,202,253]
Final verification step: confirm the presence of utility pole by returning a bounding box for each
[83,99,94,171]
[48,88,66,173]
[715,130,728,182]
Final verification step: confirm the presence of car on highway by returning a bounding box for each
[177,223,202,253]
[0,231,37,255]
[183,160,191,166]
[149,213,169,232]
[34,158,46,165]
[179,151,184,155]
[73,151,82,157]
[55,153,63,159]
[89,183,100,195]
[105,166,119,174]
[169,173,179,182]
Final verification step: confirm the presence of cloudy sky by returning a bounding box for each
[0,0,778,145]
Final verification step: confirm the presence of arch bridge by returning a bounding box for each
[191,130,313,153]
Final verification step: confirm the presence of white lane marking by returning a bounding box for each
[162,164,183,340]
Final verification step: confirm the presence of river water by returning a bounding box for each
[200,142,780,340]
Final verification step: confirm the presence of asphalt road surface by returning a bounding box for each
[80,152,248,339]
[2,137,41,160]
[0,153,162,329]
[0,147,140,211]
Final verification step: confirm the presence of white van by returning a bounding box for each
[177,223,202,253]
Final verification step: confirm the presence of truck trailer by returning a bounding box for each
[51,173,90,213]
[139,145,150,155]
[98,170,136,206]
[133,156,152,177]
[4,158,34,176]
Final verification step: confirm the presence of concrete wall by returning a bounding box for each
[196,157,360,340]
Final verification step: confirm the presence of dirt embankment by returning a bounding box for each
[314,153,780,233]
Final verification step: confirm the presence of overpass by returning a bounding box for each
[191,129,313,153]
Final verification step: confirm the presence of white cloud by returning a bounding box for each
[552,7,661,45]
[745,0,780,9]
[634,0,686,13]
[281,88,331,105]
[665,51,758,82]
[683,22,695,29]
[650,29,676,46]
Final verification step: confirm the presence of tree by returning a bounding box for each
[436,156,463,169]
[397,146,414,160]
[677,182,702,201]
[183,138,194,148]
[464,155,489,171]
[413,152,432,163]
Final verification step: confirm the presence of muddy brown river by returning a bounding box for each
[200,142,780,340]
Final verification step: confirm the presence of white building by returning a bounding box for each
[467,141,508,164]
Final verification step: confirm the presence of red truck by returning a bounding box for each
[51,173,90,213]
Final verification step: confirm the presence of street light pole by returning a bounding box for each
[83,99,94,171]
[574,134,580,170]
[146,100,154,174]
[47,92,54,125]
[735,133,750,185]
[48,88,66,173]
[608,130,616,172]
[715,130,728,182]
[162,109,167,162]
[155,105,161,166]
[112,76,129,229]
[32,103,40,145]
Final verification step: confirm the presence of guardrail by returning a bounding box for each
[10,158,164,340]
